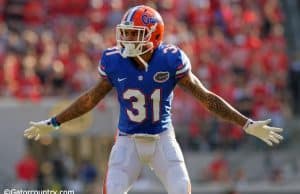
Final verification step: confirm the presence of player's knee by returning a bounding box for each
[105,182,126,194]
[168,179,191,194]
[104,170,128,194]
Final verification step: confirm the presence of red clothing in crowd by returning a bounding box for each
[262,50,288,73]
[16,155,38,181]
[208,155,229,182]
[0,0,5,21]
[48,0,89,16]
[23,0,45,25]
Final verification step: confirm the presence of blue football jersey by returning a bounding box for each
[98,44,191,134]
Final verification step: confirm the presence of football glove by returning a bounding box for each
[24,117,60,141]
[243,119,283,146]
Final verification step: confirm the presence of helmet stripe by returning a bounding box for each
[126,6,140,22]
[123,11,130,21]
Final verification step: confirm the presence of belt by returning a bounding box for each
[119,131,130,136]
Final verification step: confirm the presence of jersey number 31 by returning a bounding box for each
[123,89,161,123]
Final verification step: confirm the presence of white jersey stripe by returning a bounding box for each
[176,64,189,75]
[98,66,107,76]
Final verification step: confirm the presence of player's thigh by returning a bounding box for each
[151,133,191,194]
[104,136,143,194]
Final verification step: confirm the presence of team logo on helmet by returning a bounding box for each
[142,14,157,25]
[153,72,169,83]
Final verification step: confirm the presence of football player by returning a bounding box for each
[24,5,283,194]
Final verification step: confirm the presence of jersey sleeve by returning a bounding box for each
[98,49,115,86]
[98,53,108,79]
[174,49,192,80]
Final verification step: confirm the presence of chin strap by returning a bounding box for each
[137,55,149,72]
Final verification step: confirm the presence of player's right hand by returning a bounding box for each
[24,118,60,141]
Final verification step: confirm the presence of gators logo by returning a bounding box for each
[142,14,157,24]
[153,72,169,83]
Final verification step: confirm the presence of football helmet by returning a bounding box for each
[116,5,164,58]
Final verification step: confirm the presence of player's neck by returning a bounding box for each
[132,51,153,70]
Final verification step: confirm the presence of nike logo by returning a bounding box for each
[117,77,127,82]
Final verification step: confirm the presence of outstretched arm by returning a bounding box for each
[55,78,113,124]
[24,79,113,140]
[178,71,248,126]
[178,71,283,146]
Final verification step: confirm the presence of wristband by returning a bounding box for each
[50,117,61,129]
[243,119,253,130]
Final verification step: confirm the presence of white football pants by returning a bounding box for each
[103,129,191,194]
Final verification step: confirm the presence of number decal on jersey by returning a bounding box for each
[163,44,178,54]
[106,47,120,56]
[123,89,146,123]
[150,89,161,122]
[123,89,161,123]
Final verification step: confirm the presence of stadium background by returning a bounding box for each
[0,0,300,193]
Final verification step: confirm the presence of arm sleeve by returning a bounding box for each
[98,52,114,86]
[175,50,192,80]
[98,54,108,79]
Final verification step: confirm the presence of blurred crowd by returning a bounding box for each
[0,0,296,148]
[15,151,99,193]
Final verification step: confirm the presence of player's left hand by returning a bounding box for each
[243,119,284,146]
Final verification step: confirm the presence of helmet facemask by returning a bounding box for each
[116,22,157,58]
